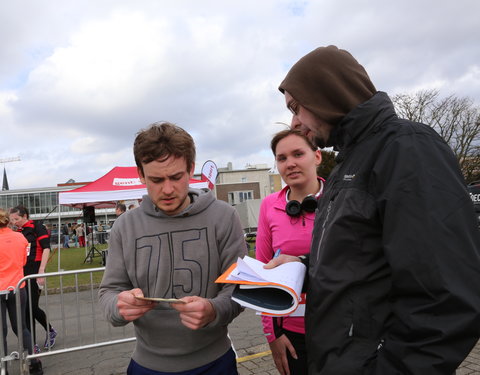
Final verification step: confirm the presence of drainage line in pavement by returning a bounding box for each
[236,350,272,363]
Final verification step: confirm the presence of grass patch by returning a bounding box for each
[44,244,108,290]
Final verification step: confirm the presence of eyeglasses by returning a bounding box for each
[287,100,299,116]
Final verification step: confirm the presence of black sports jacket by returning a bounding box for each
[306,92,480,374]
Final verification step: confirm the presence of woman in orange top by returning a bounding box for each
[0,208,43,375]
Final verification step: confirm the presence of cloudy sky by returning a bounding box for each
[1,0,479,189]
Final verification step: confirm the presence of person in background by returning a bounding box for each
[76,223,85,248]
[96,222,106,244]
[99,122,246,374]
[0,208,43,375]
[267,45,480,374]
[71,223,78,247]
[62,223,70,248]
[9,205,57,354]
[115,203,126,217]
[256,128,324,375]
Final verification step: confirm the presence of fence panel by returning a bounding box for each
[3,268,135,375]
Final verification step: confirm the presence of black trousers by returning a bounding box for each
[1,288,33,355]
[284,329,308,375]
[23,261,51,343]
[127,347,238,374]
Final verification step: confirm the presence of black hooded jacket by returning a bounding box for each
[306,91,480,374]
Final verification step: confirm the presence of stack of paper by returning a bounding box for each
[216,256,306,316]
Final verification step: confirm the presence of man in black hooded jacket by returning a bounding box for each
[267,45,480,374]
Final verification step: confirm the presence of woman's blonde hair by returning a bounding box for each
[0,208,9,227]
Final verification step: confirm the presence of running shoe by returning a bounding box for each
[44,328,57,349]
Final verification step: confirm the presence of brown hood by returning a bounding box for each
[279,45,376,127]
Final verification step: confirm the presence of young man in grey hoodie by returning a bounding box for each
[99,122,246,374]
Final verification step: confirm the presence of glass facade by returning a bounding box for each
[0,191,77,215]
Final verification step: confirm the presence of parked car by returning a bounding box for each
[243,232,257,253]
[244,232,257,241]
[467,182,480,227]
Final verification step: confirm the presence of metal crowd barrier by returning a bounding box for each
[1,268,136,375]
[1,287,20,375]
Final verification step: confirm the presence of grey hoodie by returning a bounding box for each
[98,188,246,372]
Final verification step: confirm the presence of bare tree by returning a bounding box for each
[317,150,336,179]
[392,89,480,182]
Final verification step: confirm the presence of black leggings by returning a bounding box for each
[23,261,52,343]
[1,288,33,355]
[284,329,308,375]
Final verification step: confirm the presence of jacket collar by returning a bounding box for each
[334,92,397,162]
[272,177,325,210]
[272,185,290,210]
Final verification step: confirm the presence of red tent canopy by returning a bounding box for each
[58,166,208,208]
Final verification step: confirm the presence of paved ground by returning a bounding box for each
[3,290,275,375]
[3,288,480,374]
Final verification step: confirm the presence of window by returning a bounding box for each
[239,191,252,202]
[228,190,254,205]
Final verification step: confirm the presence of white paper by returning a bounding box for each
[227,256,306,297]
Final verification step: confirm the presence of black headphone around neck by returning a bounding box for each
[285,195,318,217]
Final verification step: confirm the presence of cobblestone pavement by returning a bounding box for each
[458,343,480,375]
[234,314,480,375]
[3,290,480,374]
[236,339,480,375]
[237,341,480,375]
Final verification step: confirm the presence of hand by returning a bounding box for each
[269,334,297,375]
[170,296,216,330]
[36,277,45,286]
[263,254,301,269]
[117,288,155,321]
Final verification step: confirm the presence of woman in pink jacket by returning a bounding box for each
[256,128,324,375]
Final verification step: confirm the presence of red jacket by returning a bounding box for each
[18,220,50,263]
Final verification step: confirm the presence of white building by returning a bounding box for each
[205,162,281,205]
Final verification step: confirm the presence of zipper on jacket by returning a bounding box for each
[377,339,385,351]
[316,200,333,261]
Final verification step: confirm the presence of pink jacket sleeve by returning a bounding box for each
[256,198,277,343]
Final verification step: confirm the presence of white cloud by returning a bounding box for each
[0,0,479,189]
[0,91,16,117]
[71,137,102,154]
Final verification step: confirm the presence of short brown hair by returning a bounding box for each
[270,128,317,156]
[9,205,29,219]
[116,203,126,213]
[134,122,196,175]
